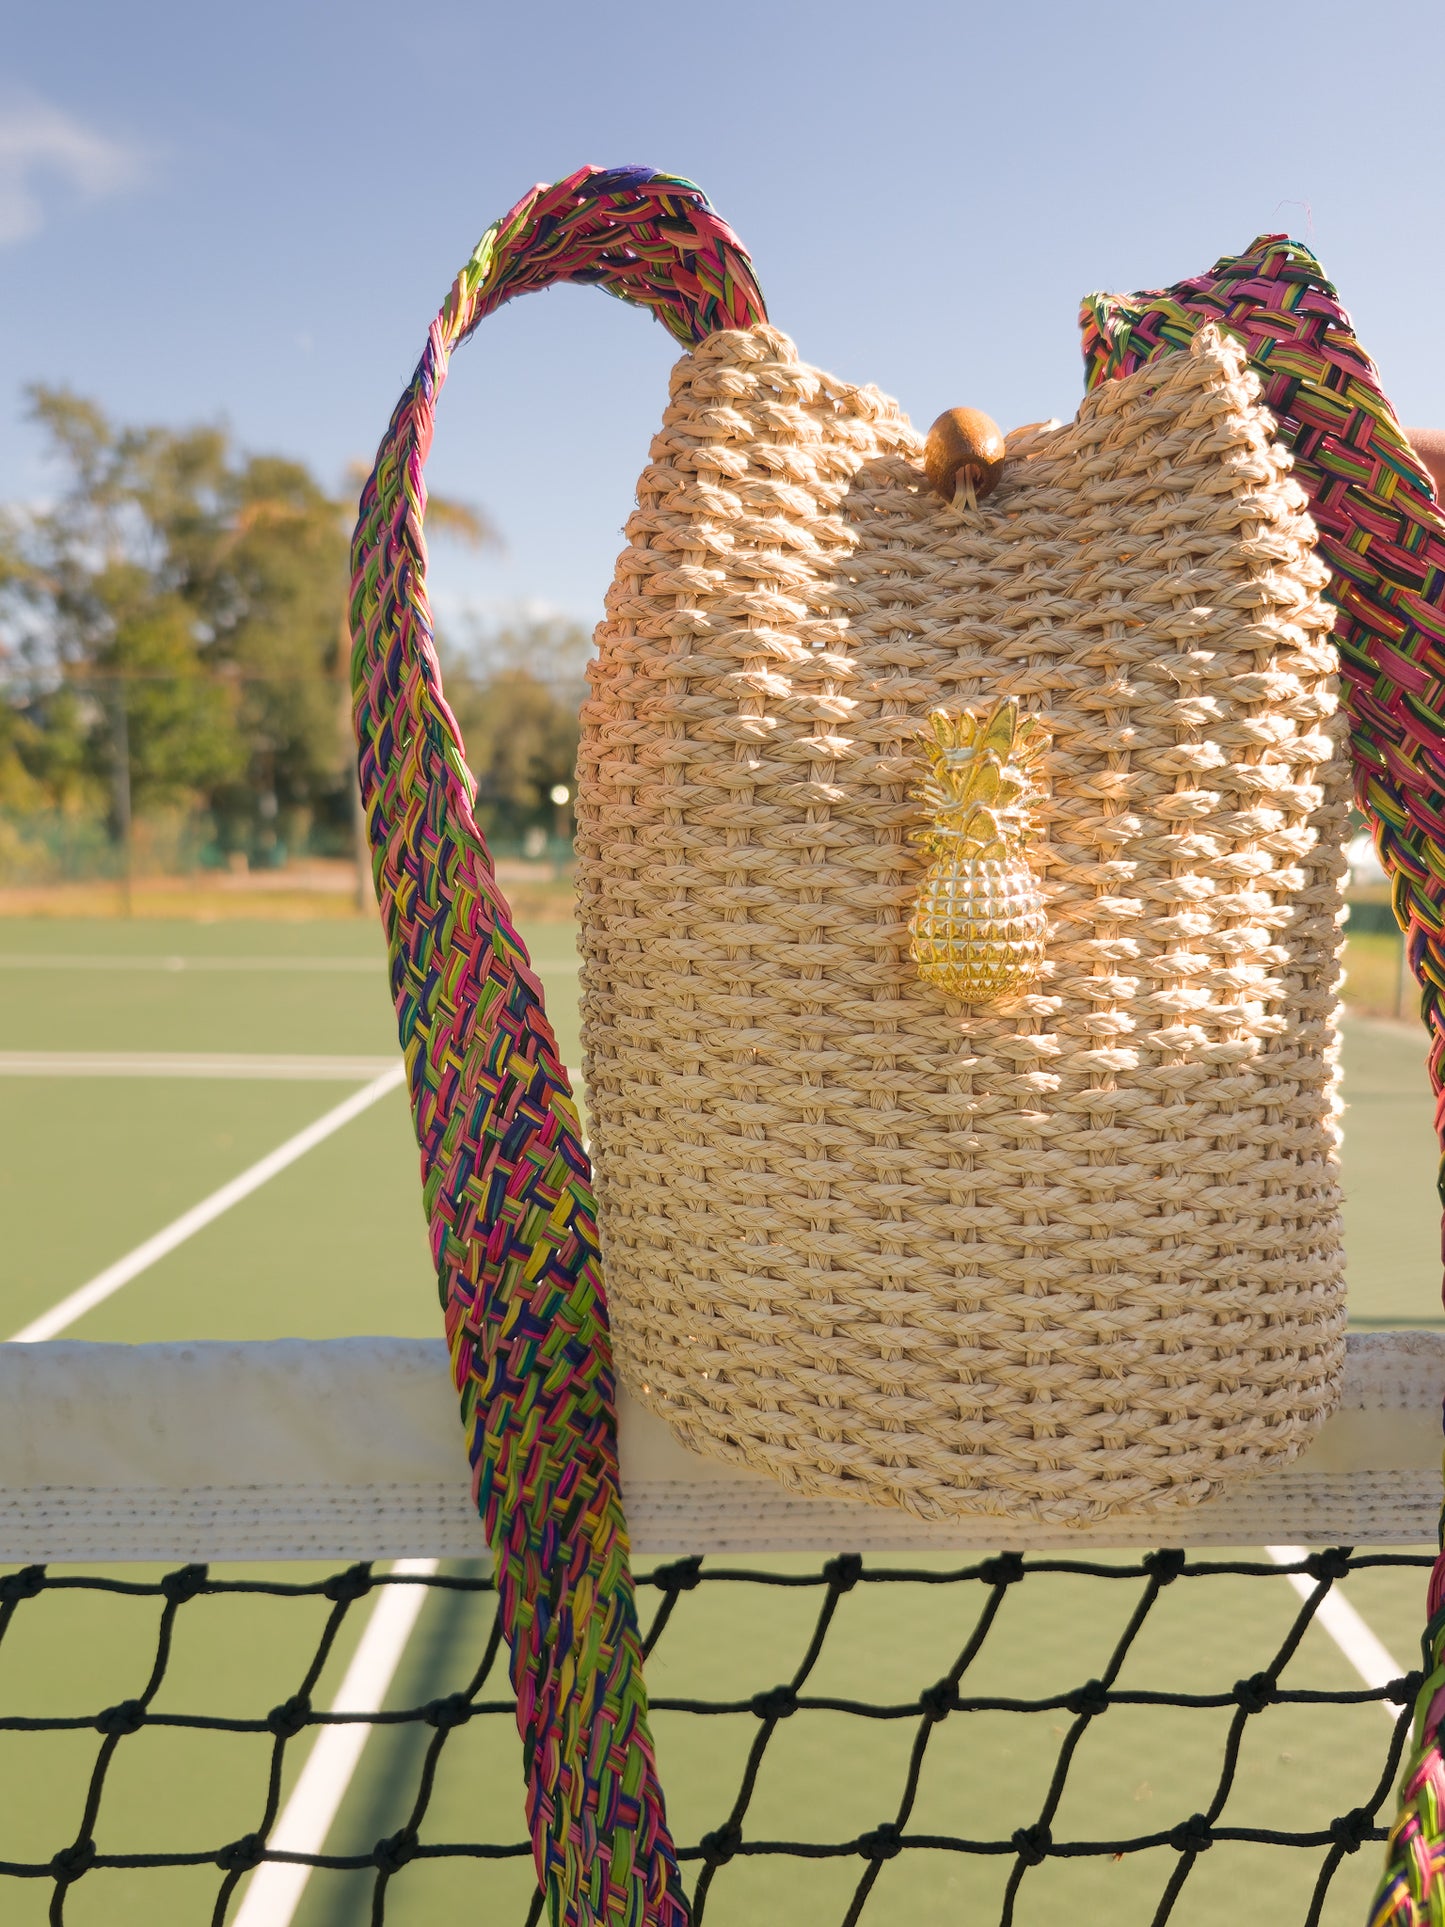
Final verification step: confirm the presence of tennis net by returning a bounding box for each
[0,1335,1436,1926]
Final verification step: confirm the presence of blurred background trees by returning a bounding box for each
[0,387,589,884]
[441,615,588,850]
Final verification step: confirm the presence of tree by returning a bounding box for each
[0,382,521,870]
[94,566,244,814]
[1,389,337,852]
[441,616,592,843]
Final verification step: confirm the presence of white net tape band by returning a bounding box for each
[0,1330,1438,1560]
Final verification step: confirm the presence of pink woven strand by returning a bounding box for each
[348,161,765,1924]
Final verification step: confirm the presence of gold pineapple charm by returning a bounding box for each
[908,699,1048,1003]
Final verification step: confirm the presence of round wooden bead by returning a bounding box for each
[923,407,1006,503]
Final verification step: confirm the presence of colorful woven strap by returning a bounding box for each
[1080,236,1445,1926]
[349,167,765,1926]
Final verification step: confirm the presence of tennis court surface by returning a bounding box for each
[0,916,1440,1925]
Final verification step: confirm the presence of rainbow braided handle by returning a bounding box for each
[1081,237,1445,1924]
[349,167,765,1926]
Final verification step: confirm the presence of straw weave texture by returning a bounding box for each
[576,321,1349,1525]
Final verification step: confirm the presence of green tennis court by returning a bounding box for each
[0,915,1438,1926]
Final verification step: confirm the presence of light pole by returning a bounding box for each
[550,783,571,881]
[549,782,571,841]
[110,678,134,918]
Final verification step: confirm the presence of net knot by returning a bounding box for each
[699,1823,741,1867]
[859,1822,903,1862]
[216,1835,266,1874]
[1066,1678,1109,1719]
[0,1564,45,1606]
[95,1698,146,1737]
[1389,1672,1424,1706]
[981,1553,1025,1588]
[372,1830,417,1874]
[1233,1673,1275,1714]
[652,1556,703,1594]
[1305,1548,1351,1583]
[1329,1808,1375,1853]
[1169,1814,1214,1855]
[1144,1549,1186,1585]
[751,1684,798,1721]
[323,1563,374,1604]
[49,1839,96,1882]
[424,1693,473,1730]
[1011,1824,1051,1867]
[160,1564,207,1605]
[919,1679,957,1723]
[823,1554,863,1592]
[267,1695,312,1739]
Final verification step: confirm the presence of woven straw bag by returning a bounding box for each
[354,170,1445,1924]
[580,318,1349,1525]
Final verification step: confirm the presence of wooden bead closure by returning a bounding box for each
[924,406,1006,504]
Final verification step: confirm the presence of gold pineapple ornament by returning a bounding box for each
[909,699,1049,1003]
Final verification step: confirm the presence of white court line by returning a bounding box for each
[4,1039,572,1889]
[230,1559,438,1927]
[1267,1545,1405,1719]
[0,1051,399,1080]
[0,952,580,974]
[6,1063,407,1342]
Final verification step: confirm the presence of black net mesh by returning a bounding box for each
[0,1549,1430,1927]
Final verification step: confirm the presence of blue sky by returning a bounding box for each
[4,0,1444,633]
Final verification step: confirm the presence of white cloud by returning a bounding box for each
[0,95,150,246]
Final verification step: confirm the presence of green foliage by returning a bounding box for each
[0,383,569,877]
[7,685,94,814]
[97,566,246,811]
[0,386,353,858]
[441,617,591,843]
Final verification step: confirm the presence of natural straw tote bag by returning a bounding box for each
[350,169,1445,1925]
[582,294,1350,1531]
